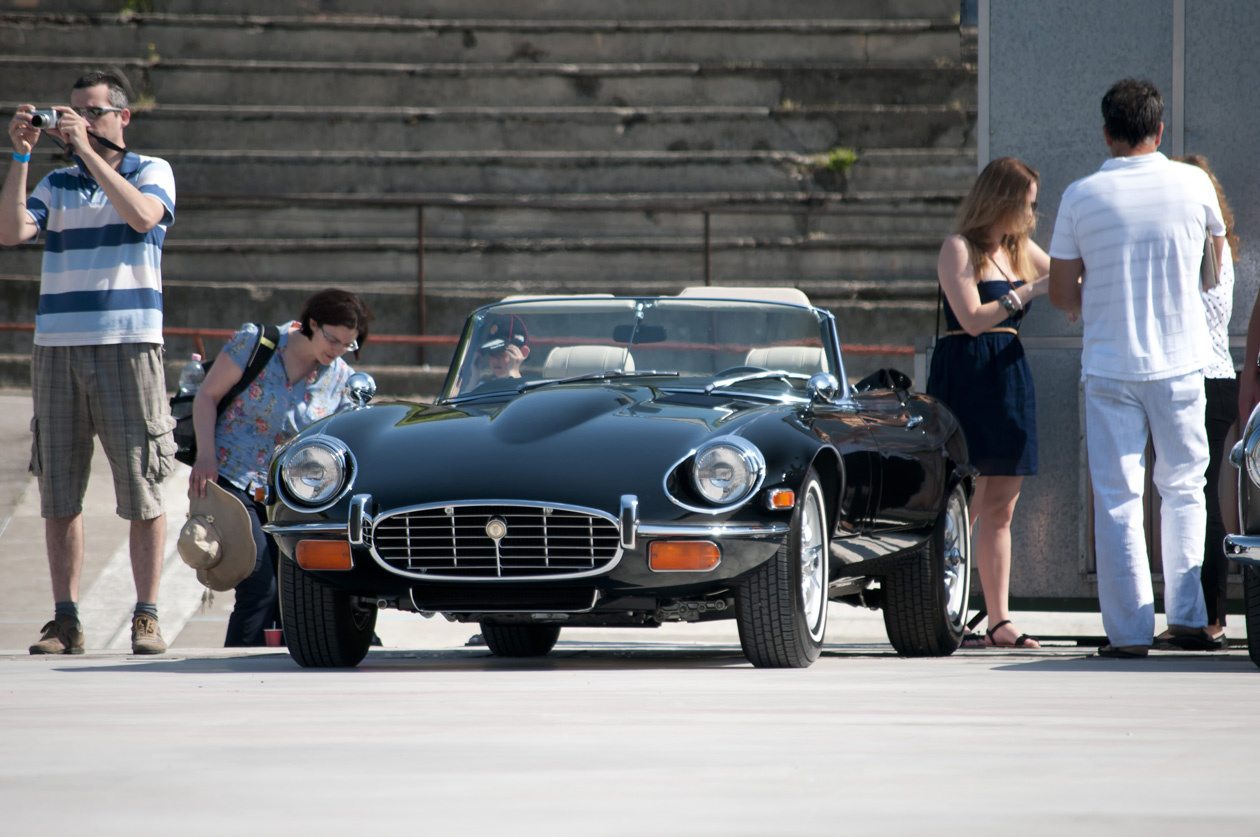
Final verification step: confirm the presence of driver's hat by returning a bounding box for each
[480,313,528,353]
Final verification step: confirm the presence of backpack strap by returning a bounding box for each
[216,323,280,416]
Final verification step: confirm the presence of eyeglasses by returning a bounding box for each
[319,324,359,352]
[73,106,124,120]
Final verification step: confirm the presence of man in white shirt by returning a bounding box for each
[1048,78,1226,657]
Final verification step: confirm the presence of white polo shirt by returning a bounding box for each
[1049,151,1224,381]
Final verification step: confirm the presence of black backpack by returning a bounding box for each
[171,324,280,466]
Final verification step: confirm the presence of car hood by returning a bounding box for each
[304,385,785,517]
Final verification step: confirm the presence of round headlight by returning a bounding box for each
[691,439,764,506]
[281,439,349,507]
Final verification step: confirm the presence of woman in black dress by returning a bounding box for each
[928,157,1050,648]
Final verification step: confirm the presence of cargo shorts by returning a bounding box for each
[29,343,177,521]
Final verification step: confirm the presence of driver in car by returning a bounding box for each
[462,313,530,392]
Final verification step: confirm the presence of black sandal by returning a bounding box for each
[985,619,1038,648]
[1154,629,1227,652]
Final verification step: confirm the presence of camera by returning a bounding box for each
[29,110,59,129]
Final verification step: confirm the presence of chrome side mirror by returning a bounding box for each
[807,372,839,404]
[345,372,377,409]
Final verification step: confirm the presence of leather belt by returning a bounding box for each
[944,327,1019,337]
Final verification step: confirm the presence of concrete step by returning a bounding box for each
[0,13,961,65]
[2,57,977,109]
[169,199,959,241]
[847,148,976,192]
[166,149,812,194]
[0,1,960,23]
[119,148,975,196]
[0,102,976,154]
[3,228,943,286]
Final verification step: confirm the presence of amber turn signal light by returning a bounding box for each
[296,540,353,571]
[649,540,721,571]
[764,488,796,510]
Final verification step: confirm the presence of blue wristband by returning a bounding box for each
[12,152,31,163]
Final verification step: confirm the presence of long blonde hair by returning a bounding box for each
[954,157,1040,282]
[1173,154,1241,263]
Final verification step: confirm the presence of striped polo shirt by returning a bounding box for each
[1048,152,1224,381]
[25,151,176,347]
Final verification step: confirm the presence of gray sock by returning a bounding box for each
[134,601,158,620]
[54,601,79,622]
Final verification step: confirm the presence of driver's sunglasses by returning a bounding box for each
[319,324,359,352]
[73,106,124,120]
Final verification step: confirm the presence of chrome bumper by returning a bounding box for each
[1223,535,1260,568]
[615,493,789,548]
[264,493,789,547]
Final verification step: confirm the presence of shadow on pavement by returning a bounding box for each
[48,645,759,674]
[992,651,1257,674]
[39,644,1255,675]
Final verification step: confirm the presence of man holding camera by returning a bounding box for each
[1,70,177,655]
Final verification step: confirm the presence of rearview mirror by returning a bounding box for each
[612,324,667,344]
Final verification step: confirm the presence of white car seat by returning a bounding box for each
[743,346,828,375]
[542,345,637,377]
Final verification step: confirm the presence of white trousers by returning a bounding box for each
[1084,373,1209,646]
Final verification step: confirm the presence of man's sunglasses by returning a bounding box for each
[73,106,124,120]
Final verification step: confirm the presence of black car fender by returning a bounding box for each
[727,411,844,527]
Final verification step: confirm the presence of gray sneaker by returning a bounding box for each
[131,614,167,655]
[30,614,85,655]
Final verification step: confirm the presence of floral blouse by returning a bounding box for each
[215,322,354,492]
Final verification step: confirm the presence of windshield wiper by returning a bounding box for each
[518,370,679,392]
[704,370,810,394]
[444,388,523,404]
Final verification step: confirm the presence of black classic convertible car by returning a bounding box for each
[263,288,976,668]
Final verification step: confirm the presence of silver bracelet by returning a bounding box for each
[999,293,1019,316]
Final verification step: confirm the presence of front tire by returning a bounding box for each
[882,484,971,657]
[480,623,561,657]
[736,470,829,668]
[279,552,377,668]
[1244,565,1260,669]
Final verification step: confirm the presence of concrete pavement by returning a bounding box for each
[2,642,1259,836]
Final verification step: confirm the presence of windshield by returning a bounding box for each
[443,297,839,400]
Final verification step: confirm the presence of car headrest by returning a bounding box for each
[743,346,828,375]
[542,345,636,378]
[678,286,812,306]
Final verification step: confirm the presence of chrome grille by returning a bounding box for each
[371,503,622,579]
